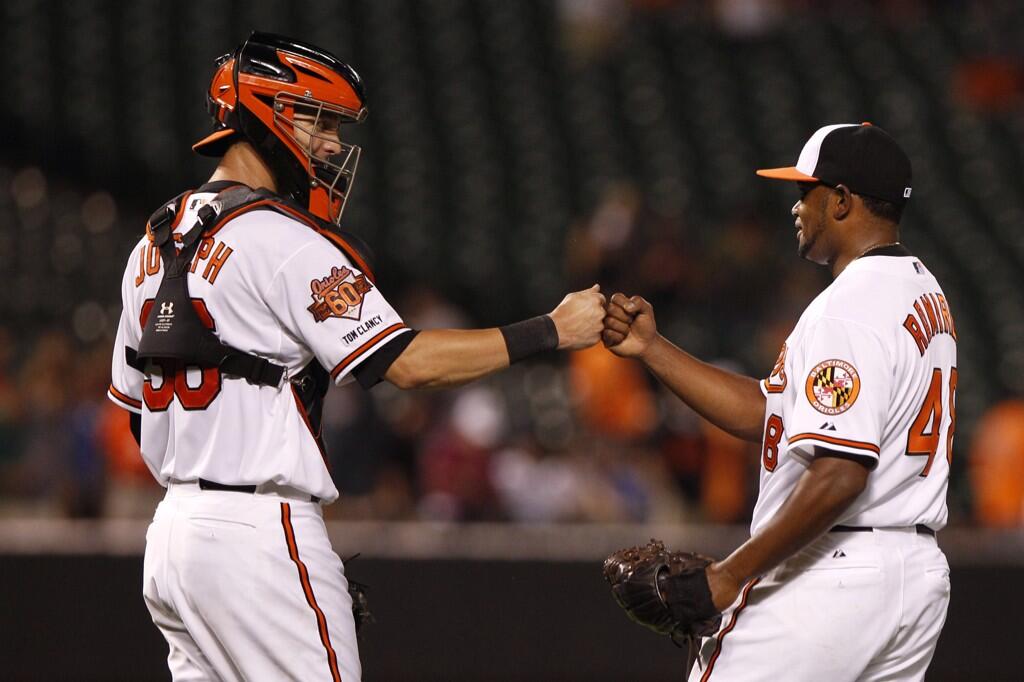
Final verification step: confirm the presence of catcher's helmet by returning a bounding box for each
[193,31,367,225]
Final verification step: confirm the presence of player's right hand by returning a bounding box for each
[602,293,657,358]
[549,284,607,350]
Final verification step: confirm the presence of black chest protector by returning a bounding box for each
[133,185,376,449]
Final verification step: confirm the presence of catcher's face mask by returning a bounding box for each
[275,96,364,226]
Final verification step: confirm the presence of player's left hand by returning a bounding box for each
[704,562,743,612]
[603,539,722,638]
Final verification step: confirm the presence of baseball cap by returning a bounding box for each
[756,123,912,205]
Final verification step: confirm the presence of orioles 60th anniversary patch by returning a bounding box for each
[805,359,860,415]
[307,266,374,323]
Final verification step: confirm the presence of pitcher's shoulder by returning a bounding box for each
[815,267,911,330]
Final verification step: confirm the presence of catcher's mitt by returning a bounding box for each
[348,578,373,632]
[603,539,722,641]
[344,554,373,633]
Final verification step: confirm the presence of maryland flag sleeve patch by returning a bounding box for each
[805,359,861,415]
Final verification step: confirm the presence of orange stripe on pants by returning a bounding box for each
[700,578,761,681]
[280,502,342,682]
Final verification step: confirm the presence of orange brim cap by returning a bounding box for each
[192,128,239,157]
[755,166,819,181]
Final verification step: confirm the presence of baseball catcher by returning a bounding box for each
[604,540,722,672]
[107,30,607,682]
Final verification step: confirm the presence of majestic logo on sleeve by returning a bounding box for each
[307,266,374,323]
[805,359,860,415]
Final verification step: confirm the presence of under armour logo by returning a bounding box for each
[820,422,837,431]
[160,302,174,315]
[833,550,846,558]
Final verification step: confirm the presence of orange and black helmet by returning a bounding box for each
[193,31,367,225]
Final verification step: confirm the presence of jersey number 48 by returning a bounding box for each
[906,367,958,477]
[761,367,958,477]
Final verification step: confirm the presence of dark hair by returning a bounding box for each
[859,193,904,224]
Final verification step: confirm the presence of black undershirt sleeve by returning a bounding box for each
[129,412,141,446]
[352,330,420,389]
[814,446,876,471]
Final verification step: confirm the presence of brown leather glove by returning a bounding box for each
[603,539,722,640]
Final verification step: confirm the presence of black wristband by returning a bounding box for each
[500,315,559,364]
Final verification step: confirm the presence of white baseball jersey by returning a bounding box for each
[690,247,955,682]
[108,185,410,503]
[752,248,957,534]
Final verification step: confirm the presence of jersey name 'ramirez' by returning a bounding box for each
[902,291,957,355]
[134,236,234,287]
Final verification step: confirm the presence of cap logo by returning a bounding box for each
[903,187,912,198]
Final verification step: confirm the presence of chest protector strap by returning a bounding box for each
[136,187,286,386]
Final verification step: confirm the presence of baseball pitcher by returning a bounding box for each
[603,124,954,681]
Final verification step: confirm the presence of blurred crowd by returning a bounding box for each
[3,0,1024,526]
[2,180,1023,528]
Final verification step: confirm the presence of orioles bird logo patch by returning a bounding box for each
[805,359,860,415]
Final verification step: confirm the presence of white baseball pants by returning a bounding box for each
[142,481,360,681]
[689,527,950,682]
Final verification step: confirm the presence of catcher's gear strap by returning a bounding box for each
[194,186,378,282]
[290,359,331,453]
[136,186,284,386]
[135,185,378,388]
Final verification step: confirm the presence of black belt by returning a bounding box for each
[198,478,320,504]
[830,524,935,537]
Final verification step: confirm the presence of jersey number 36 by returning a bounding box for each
[139,298,222,411]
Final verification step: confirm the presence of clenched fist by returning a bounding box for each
[602,293,658,358]
[550,284,607,350]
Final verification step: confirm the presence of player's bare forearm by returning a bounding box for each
[706,452,869,609]
[641,334,766,442]
[384,328,510,389]
[603,293,765,441]
[385,285,606,390]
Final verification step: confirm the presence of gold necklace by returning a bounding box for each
[855,241,901,259]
